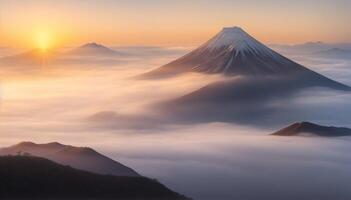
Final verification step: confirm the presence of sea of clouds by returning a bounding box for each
[0,44,351,200]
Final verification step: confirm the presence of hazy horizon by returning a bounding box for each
[1,0,351,49]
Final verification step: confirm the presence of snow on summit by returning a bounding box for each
[206,27,255,49]
[204,26,275,56]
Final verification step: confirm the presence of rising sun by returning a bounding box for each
[35,31,52,51]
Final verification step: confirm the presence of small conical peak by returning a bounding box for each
[81,42,104,49]
[304,41,324,45]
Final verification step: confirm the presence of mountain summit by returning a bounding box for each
[203,26,271,52]
[142,26,301,77]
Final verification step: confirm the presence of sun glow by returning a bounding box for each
[35,31,52,51]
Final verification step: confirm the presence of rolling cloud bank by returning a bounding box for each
[0,42,351,200]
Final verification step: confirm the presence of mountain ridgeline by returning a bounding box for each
[0,142,140,177]
[0,155,188,199]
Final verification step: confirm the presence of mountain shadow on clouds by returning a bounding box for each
[87,75,351,129]
[157,75,351,127]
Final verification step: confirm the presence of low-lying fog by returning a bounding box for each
[0,45,351,200]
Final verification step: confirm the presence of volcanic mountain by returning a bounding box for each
[0,141,139,177]
[152,27,351,126]
[271,122,351,137]
[141,26,349,90]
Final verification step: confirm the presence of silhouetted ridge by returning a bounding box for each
[272,122,351,137]
[0,141,140,177]
[14,141,64,149]
[0,156,189,199]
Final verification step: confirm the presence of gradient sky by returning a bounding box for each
[0,0,350,48]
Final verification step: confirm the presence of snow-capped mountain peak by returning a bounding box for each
[139,26,350,90]
[204,26,272,55]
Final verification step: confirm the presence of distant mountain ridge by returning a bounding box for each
[269,42,351,54]
[271,122,351,137]
[0,156,188,199]
[0,42,124,66]
[67,42,123,56]
[312,48,351,59]
[0,141,140,177]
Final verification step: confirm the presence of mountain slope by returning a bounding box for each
[141,26,350,91]
[0,49,55,66]
[0,156,188,199]
[271,122,351,137]
[0,142,139,177]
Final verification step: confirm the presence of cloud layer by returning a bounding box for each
[0,45,351,200]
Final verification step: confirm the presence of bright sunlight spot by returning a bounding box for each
[35,31,52,51]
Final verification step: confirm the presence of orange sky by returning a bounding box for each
[0,0,350,49]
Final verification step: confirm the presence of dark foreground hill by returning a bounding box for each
[271,122,351,137]
[0,156,188,200]
[0,141,139,177]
